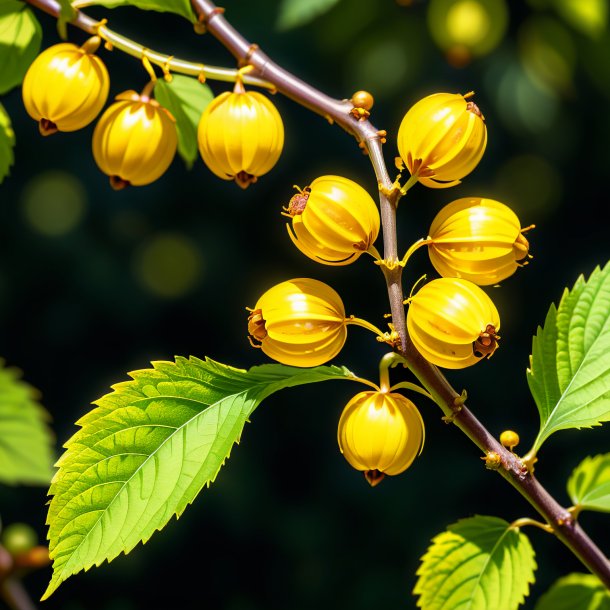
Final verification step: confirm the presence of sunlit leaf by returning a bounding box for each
[534,573,610,610]
[43,357,355,599]
[0,0,42,95]
[0,103,15,184]
[154,75,213,169]
[0,359,55,486]
[414,515,536,610]
[527,262,610,454]
[276,0,341,31]
[567,453,610,513]
[71,0,196,22]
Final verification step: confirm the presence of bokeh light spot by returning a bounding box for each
[22,170,87,236]
[133,233,203,299]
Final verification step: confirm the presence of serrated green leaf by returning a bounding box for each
[71,0,195,22]
[567,453,610,513]
[154,75,213,169]
[414,515,536,610]
[0,103,15,184]
[0,359,55,486]
[43,356,355,599]
[534,573,610,610]
[552,0,607,39]
[276,0,341,31]
[0,1,42,95]
[527,262,610,453]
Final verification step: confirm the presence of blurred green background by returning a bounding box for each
[1,0,610,608]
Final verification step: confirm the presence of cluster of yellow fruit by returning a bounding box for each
[247,92,532,484]
[21,38,284,189]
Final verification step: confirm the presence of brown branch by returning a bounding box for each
[24,0,610,591]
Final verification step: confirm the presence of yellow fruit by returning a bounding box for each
[351,90,374,111]
[197,83,284,189]
[22,38,109,135]
[500,429,520,450]
[92,89,177,189]
[427,197,532,285]
[337,391,425,486]
[407,277,500,369]
[397,92,487,188]
[283,176,381,265]
[248,278,348,367]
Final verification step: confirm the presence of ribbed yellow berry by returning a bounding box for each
[397,92,487,188]
[248,278,347,367]
[284,176,380,266]
[197,84,284,189]
[22,38,109,136]
[337,391,425,486]
[407,277,500,369]
[92,89,178,189]
[427,197,532,285]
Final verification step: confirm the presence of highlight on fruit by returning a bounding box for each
[425,197,533,285]
[337,390,425,486]
[397,91,487,188]
[197,78,284,189]
[283,175,381,266]
[22,37,110,136]
[92,84,178,189]
[406,277,500,369]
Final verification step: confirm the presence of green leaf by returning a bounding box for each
[43,356,355,599]
[527,262,610,453]
[154,75,213,169]
[0,359,55,486]
[0,103,15,184]
[276,0,341,31]
[414,515,536,610]
[56,0,76,40]
[0,0,42,95]
[71,0,196,22]
[534,573,610,610]
[567,453,610,513]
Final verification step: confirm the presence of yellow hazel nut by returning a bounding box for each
[337,391,425,486]
[92,89,178,189]
[283,176,381,266]
[397,92,487,189]
[197,84,284,189]
[22,38,110,136]
[351,90,374,111]
[427,197,533,285]
[407,277,500,369]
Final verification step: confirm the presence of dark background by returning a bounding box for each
[1,0,610,608]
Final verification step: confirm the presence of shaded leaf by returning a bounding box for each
[534,573,610,610]
[71,0,196,22]
[567,453,610,513]
[0,359,55,486]
[276,0,341,31]
[527,262,610,453]
[154,75,213,169]
[0,0,42,95]
[414,515,536,610]
[0,103,15,184]
[43,357,355,599]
